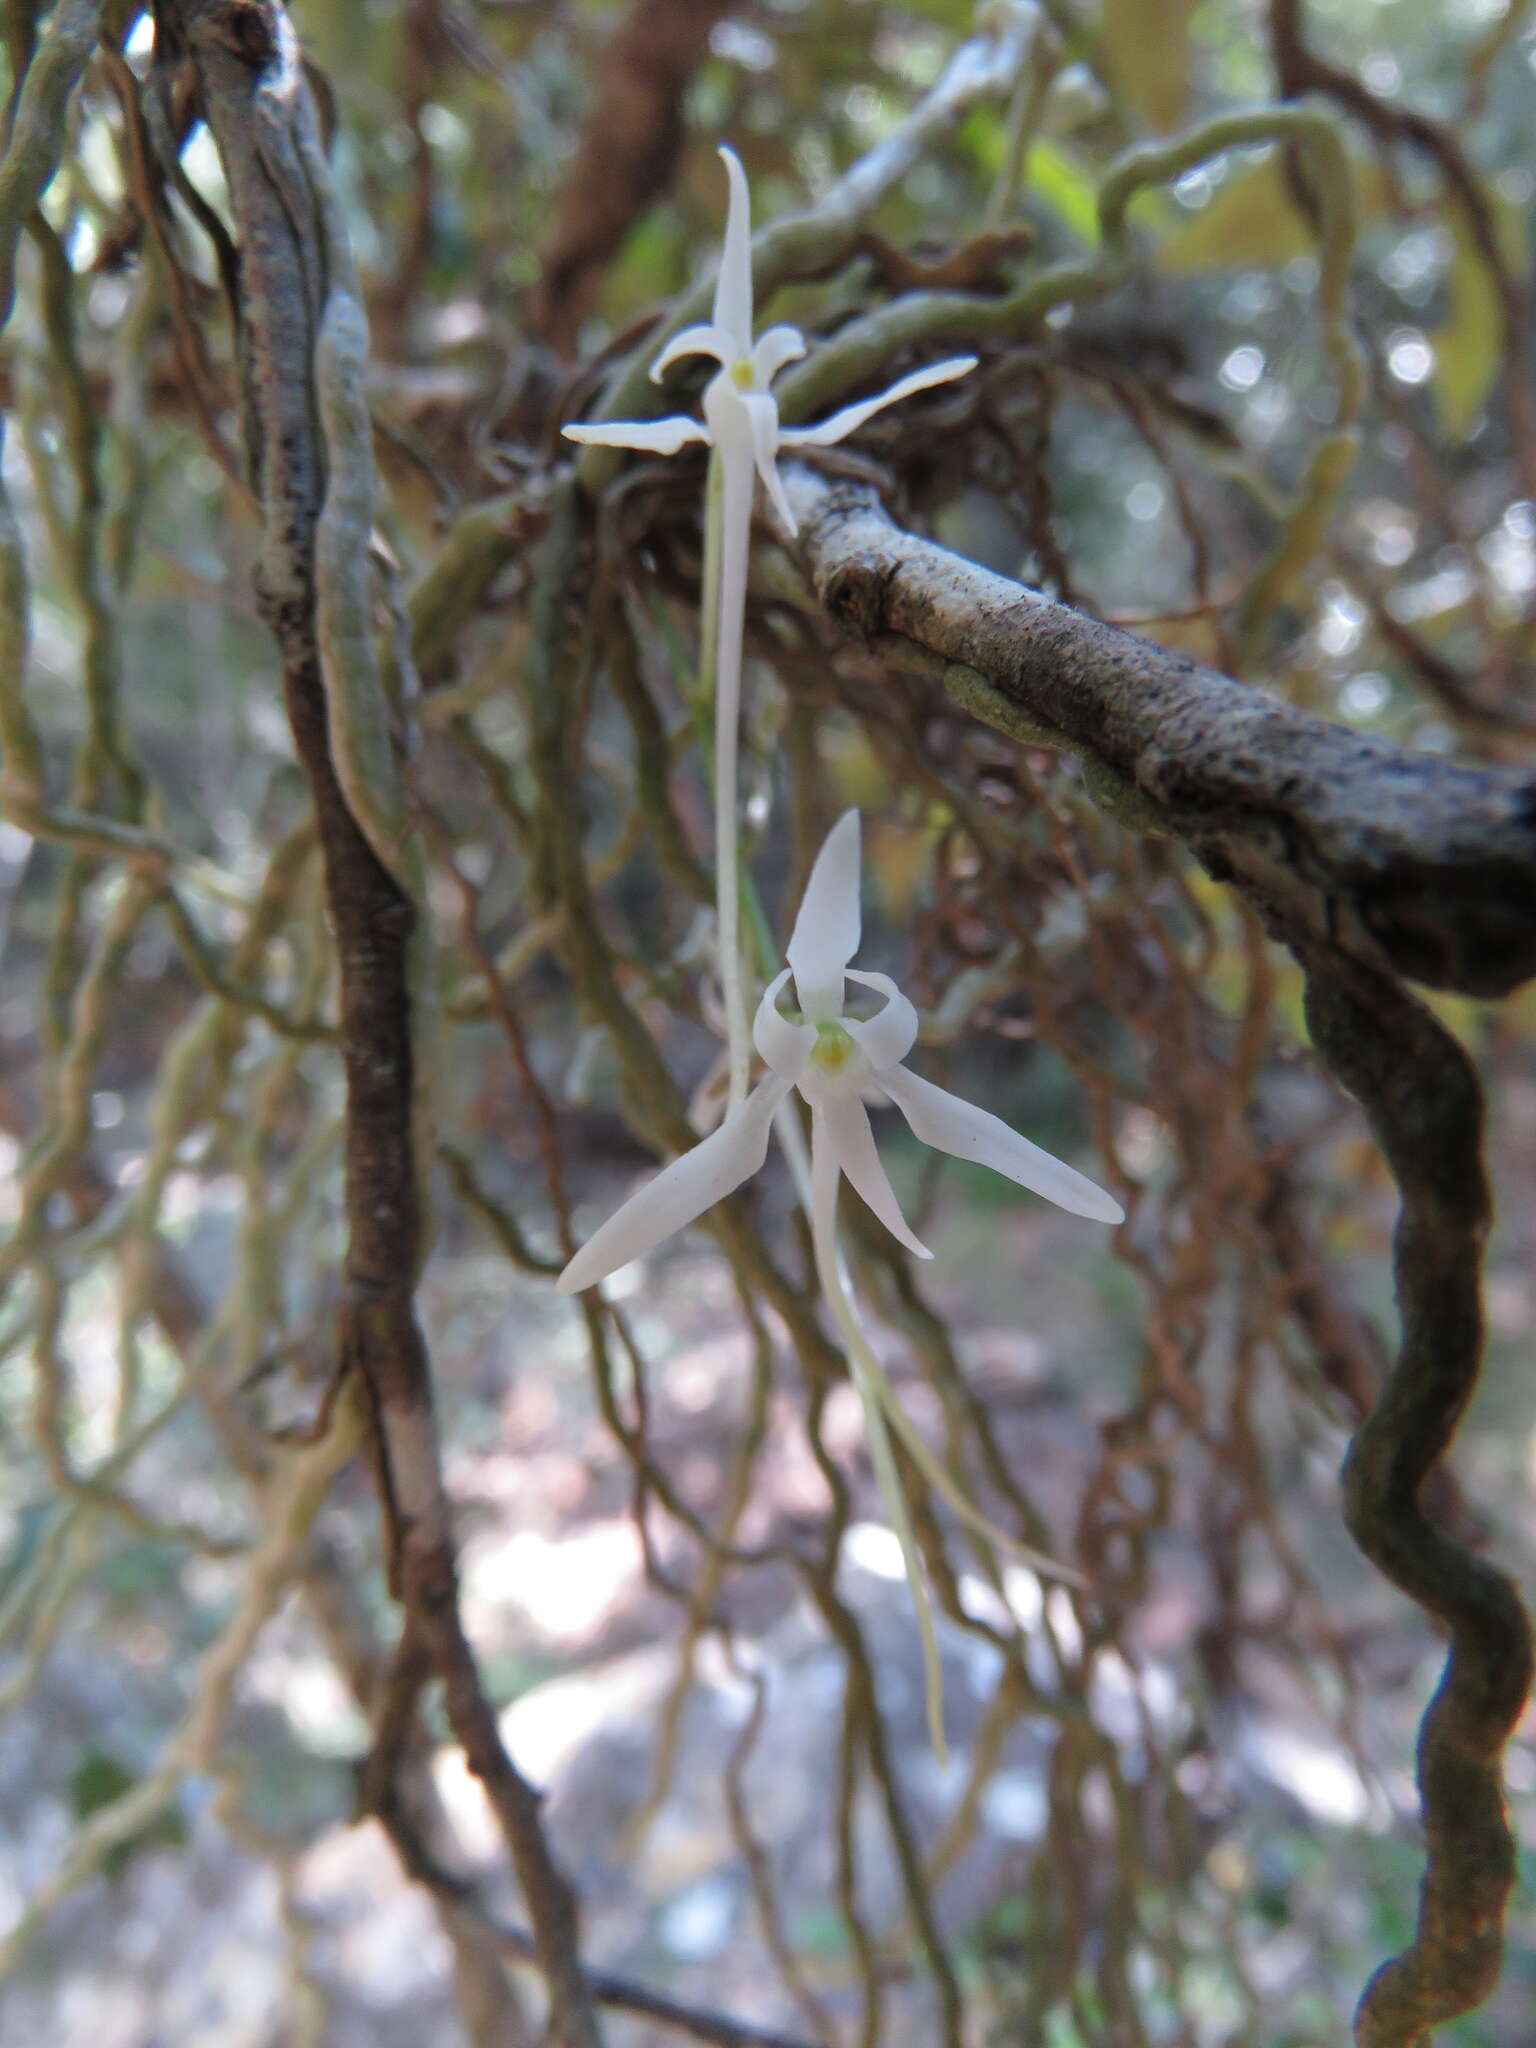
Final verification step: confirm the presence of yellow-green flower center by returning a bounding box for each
[811,1021,856,1073]
[730,357,756,391]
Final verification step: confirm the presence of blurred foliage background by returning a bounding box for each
[1,0,1534,2042]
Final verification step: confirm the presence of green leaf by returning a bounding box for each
[1101,0,1195,133]
[1431,200,1524,439]
[1029,141,1100,246]
[1155,153,1389,274]
[70,1750,187,1882]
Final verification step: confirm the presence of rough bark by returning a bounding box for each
[785,468,1536,1000]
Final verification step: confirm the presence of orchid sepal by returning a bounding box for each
[561,417,708,455]
[712,144,756,353]
[785,806,861,1022]
[877,1064,1125,1225]
[555,1072,791,1294]
[777,354,980,449]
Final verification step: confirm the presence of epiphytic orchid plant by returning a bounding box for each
[564,147,976,1110]
[561,145,1118,1755]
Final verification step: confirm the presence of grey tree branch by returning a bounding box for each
[784,468,1536,1002]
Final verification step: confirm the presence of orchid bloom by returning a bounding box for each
[562,147,977,1111]
[557,810,1122,1296]
[561,144,977,536]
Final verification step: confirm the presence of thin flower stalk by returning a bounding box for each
[564,147,976,1105]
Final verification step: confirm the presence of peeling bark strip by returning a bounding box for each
[157,6,600,2041]
[785,471,1536,1000]
[1304,963,1532,2048]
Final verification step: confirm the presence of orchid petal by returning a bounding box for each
[752,966,815,1081]
[562,417,709,455]
[650,322,736,384]
[878,1064,1124,1223]
[752,323,807,387]
[786,808,861,1023]
[741,392,797,537]
[816,1097,931,1258]
[557,1073,791,1293]
[713,145,755,355]
[842,969,919,1072]
[778,355,979,448]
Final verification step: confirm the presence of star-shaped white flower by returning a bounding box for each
[557,810,1122,1294]
[561,144,978,541]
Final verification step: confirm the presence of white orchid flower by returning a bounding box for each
[557,810,1122,1295]
[560,809,1120,1757]
[562,146,977,1113]
[561,144,977,539]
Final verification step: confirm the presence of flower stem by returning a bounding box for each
[701,446,753,1109]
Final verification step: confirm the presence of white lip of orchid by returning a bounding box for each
[556,809,1124,1296]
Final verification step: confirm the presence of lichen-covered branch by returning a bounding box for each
[784,468,1536,1000]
